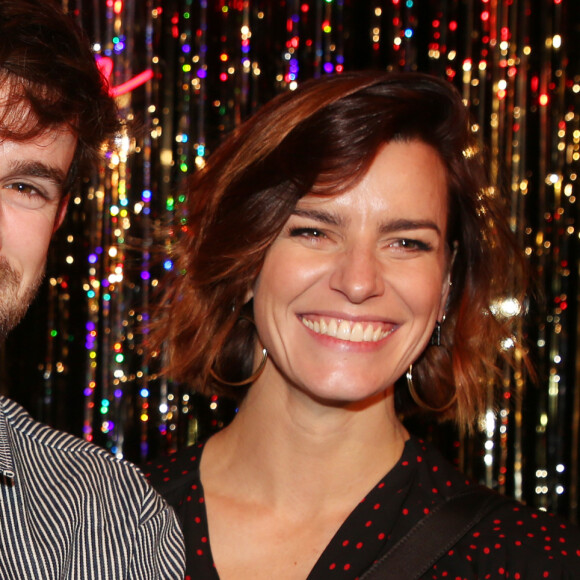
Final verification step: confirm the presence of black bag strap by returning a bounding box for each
[360,486,510,580]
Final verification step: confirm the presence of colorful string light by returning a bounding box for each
[4,0,576,521]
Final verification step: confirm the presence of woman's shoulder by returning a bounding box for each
[441,498,580,577]
[476,498,580,555]
[405,437,580,576]
[404,435,472,495]
[143,441,205,500]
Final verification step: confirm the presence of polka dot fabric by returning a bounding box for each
[145,437,580,579]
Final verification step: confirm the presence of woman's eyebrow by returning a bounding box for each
[292,207,345,227]
[378,218,442,236]
[292,208,441,236]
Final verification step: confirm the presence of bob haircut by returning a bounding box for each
[0,0,119,194]
[152,71,527,430]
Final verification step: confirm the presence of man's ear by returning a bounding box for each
[53,194,70,233]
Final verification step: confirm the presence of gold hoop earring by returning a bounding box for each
[406,364,457,413]
[210,348,268,387]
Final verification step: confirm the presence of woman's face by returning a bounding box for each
[250,139,451,406]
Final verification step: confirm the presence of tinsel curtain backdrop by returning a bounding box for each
[1,0,578,521]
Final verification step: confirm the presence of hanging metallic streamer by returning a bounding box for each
[2,0,573,521]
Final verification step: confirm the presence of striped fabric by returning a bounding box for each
[0,396,185,578]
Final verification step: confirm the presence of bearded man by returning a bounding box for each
[0,0,185,576]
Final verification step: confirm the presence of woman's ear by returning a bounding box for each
[438,279,451,321]
[438,241,458,320]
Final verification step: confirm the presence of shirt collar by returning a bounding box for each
[0,396,16,481]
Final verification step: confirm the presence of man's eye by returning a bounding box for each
[3,182,48,209]
[7,182,40,196]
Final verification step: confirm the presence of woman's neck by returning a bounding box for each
[201,378,409,514]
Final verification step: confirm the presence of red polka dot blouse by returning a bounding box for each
[146,436,580,579]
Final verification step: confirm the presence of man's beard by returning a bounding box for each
[0,258,43,341]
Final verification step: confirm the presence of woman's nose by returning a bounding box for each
[329,247,385,304]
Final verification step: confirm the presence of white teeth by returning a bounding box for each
[363,324,374,342]
[337,320,351,340]
[301,317,390,343]
[351,322,364,342]
[327,318,338,338]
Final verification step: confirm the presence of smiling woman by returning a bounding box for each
[151,72,519,426]
[147,72,580,579]
[249,140,449,409]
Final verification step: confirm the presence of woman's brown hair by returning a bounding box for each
[151,71,527,430]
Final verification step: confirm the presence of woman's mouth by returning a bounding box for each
[300,316,395,343]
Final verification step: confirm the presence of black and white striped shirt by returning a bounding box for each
[0,396,185,578]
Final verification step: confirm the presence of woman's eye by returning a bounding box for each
[289,227,327,239]
[390,238,432,251]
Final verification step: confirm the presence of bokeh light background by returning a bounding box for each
[1,0,579,521]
